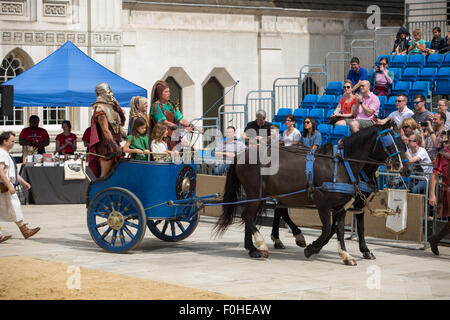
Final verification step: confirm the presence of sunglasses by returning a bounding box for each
[402,126,410,129]
[285,119,292,122]
[395,100,405,103]
[304,121,311,124]
[408,140,417,143]
[414,101,423,104]
[379,63,387,65]
[343,85,351,89]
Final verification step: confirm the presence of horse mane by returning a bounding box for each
[342,125,378,157]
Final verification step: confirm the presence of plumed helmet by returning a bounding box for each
[95,82,116,103]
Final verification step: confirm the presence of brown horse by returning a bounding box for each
[213,122,411,265]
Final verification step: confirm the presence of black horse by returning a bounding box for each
[269,160,380,260]
[213,122,411,265]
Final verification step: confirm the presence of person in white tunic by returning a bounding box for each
[0,131,40,240]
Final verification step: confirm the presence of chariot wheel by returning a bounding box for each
[147,206,200,242]
[87,187,146,253]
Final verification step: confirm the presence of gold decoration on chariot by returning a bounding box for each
[107,210,125,230]
[182,177,190,194]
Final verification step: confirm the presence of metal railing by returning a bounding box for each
[245,90,274,124]
[350,39,376,70]
[272,77,300,112]
[324,52,351,85]
[298,64,326,107]
[217,103,247,138]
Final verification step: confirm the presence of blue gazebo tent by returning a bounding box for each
[1,41,147,107]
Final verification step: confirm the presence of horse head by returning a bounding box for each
[371,120,412,177]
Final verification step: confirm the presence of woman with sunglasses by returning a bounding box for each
[369,57,394,96]
[400,118,425,147]
[281,114,301,147]
[299,117,321,151]
[331,80,357,124]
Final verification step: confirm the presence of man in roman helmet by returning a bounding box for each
[88,83,126,178]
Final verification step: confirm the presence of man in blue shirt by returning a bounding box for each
[347,57,368,93]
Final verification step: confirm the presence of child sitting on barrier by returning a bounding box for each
[150,122,172,161]
[123,117,151,161]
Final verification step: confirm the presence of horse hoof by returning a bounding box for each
[258,250,269,258]
[363,252,376,260]
[249,250,262,258]
[295,234,307,248]
[304,246,314,258]
[344,259,357,266]
[273,240,286,249]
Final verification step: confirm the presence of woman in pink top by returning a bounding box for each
[331,80,358,126]
[369,57,394,96]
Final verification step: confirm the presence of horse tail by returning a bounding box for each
[213,163,241,237]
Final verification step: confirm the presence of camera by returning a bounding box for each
[420,122,428,127]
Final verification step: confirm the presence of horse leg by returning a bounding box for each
[271,208,286,249]
[304,205,332,258]
[281,208,307,248]
[355,213,376,260]
[242,205,269,258]
[335,210,357,266]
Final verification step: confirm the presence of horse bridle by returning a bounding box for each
[372,128,408,170]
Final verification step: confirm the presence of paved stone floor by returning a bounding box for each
[0,204,449,300]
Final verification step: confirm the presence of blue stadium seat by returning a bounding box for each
[424,54,443,69]
[293,108,309,124]
[409,81,430,99]
[383,96,398,117]
[389,67,402,83]
[401,67,420,82]
[391,81,412,96]
[436,67,450,81]
[309,109,325,125]
[324,81,344,95]
[390,55,408,70]
[376,55,392,66]
[301,94,319,108]
[318,124,333,145]
[442,54,450,68]
[407,54,425,69]
[334,95,343,108]
[331,125,350,145]
[425,41,431,49]
[434,80,450,95]
[273,108,293,122]
[296,123,304,132]
[418,68,437,90]
[378,95,387,114]
[326,109,335,119]
[316,95,336,109]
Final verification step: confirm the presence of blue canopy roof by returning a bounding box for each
[2,41,147,107]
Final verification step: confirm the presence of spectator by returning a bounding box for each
[128,96,149,135]
[82,127,91,149]
[376,94,413,128]
[331,80,357,124]
[424,111,446,161]
[369,57,394,96]
[345,80,380,133]
[424,27,446,54]
[400,118,421,146]
[404,133,432,194]
[123,117,151,161]
[242,109,271,144]
[408,29,426,55]
[412,95,433,125]
[0,131,40,240]
[19,115,50,156]
[270,124,280,143]
[428,131,449,255]
[392,26,410,55]
[436,99,450,130]
[439,34,450,54]
[150,122,172,160]
[281,115,301,146]
[346,57,368,93]
[55,120,77,155]
[213,126,246,176]
[300,117,321,150]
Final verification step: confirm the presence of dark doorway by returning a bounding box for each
[166,76,182,112]
[203,76,224,129]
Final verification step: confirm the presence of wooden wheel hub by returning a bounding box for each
[107,210,125,230]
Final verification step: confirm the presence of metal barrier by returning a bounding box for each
[298,64,326,106]
[374,26,400,57]
[406,1,449,42]
[350,39,376,71]
[272,77,300,113]
[324,52,351,85]
[245,90,274,124]
[348,171,431,250]
[218,103,247,138]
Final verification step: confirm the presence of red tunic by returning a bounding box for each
[433,147,450,218]
[19,127,49,154]
[56,133,77,154]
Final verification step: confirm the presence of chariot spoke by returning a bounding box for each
[124,221,139,229]
[96,221,108,229]
[94,212,109,218]
[111,230,118,246]
[154,220,162,226]
[170,221,176,237]
[176,221,186,233]
[161,221,169,234]
[101,227,112,240]
[123,225,135,240]
[119,230,126,246]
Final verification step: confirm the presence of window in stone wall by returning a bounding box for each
[0,53,26,126]
[42,106,68,125]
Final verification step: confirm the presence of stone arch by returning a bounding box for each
[0,47,34,83]
[161,67,195,114]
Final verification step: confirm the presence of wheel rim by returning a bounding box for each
[147,206,199,242]
[87,188,146,253]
